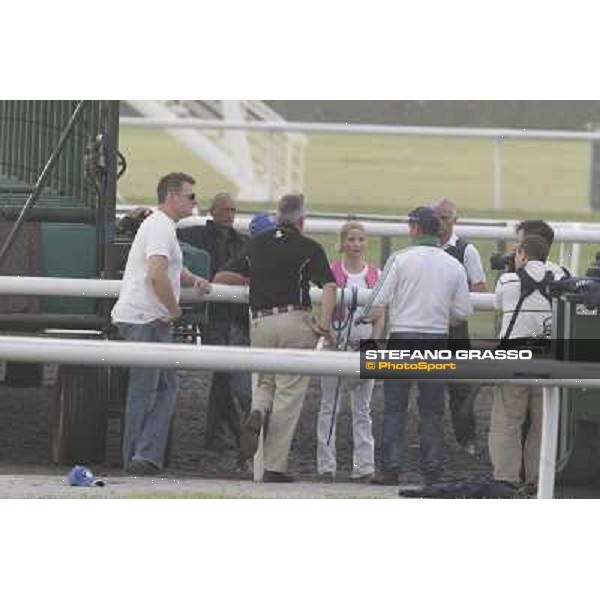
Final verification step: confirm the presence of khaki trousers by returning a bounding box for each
[489,384,543,485]
[250,310,317,473]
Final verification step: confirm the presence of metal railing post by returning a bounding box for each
[537,386,561,499]
[267,129,275,202]
[380,235,392,269]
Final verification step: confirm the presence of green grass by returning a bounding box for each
[116,127,600,339]
[118,129,591,215]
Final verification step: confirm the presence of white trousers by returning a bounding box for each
[317,375,375,477]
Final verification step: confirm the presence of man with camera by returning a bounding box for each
[491,219,571,279]
[433,198,487,455]
[489,234,560,489]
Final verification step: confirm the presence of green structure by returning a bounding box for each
[0,100,121,322]
[0,101,122,464]
[553,291,600,485]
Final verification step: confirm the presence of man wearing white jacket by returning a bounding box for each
[489,234,559,488]
[359,206,472,486]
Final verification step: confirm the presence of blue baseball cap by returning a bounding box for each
[67,465,104,487]
[249,213,277,237]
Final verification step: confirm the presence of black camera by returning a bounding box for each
[490,251,516,272]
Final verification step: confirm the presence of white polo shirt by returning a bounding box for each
[362,244,472,334]
[111,210,183,324]
[442,232,486,287]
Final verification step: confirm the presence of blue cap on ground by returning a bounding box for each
[67,465,104,487]
[249,213,277,237]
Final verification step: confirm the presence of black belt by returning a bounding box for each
[251,304,310,319]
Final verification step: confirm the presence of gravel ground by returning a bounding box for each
[0,364,594,498]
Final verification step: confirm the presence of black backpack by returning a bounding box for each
[502,268,555,341]
[444,236,469,265]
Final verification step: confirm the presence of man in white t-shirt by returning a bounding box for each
[112,172,210,475]
[433,198,487,455]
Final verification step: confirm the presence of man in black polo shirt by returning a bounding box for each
[215,194,337,482]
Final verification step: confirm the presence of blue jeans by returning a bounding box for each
[117,320,177,469]
[382,332,448,482]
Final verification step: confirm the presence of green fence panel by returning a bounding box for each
[39,223,97,314]
[180,242,211,278]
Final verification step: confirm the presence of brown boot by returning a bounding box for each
[263,470,295,483]
[239,410,263,462]
[371,472,399,485]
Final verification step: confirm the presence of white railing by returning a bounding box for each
[174,214,600,244]
[118,204,600,238]
[119,116,600,211]
[238,101,307,201]
[0,333,583,499]
[119,117,600,141]
[182,214,599,275]
[0,276,497,311]
[118,207,600,276]
[122,104,306,202]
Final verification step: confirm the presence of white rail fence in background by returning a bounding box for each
[120,116,600,211]
[115,207,600,275]
[175,214,600,243]
[0,276,497,311]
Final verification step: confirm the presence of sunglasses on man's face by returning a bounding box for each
[176,192,196,201]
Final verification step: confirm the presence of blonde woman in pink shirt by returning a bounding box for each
[317,221,384,483]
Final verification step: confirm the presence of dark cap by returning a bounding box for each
[407,206,440,235]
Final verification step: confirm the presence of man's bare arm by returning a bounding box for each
[181,267,211,295]
[213,270,250,286]
[147,255,180,319]
[369,306,386,339]
[470,281,488,293]
[311,283,337,346]
[318,283,337,329]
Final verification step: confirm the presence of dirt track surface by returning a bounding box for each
[0,366,595,498]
